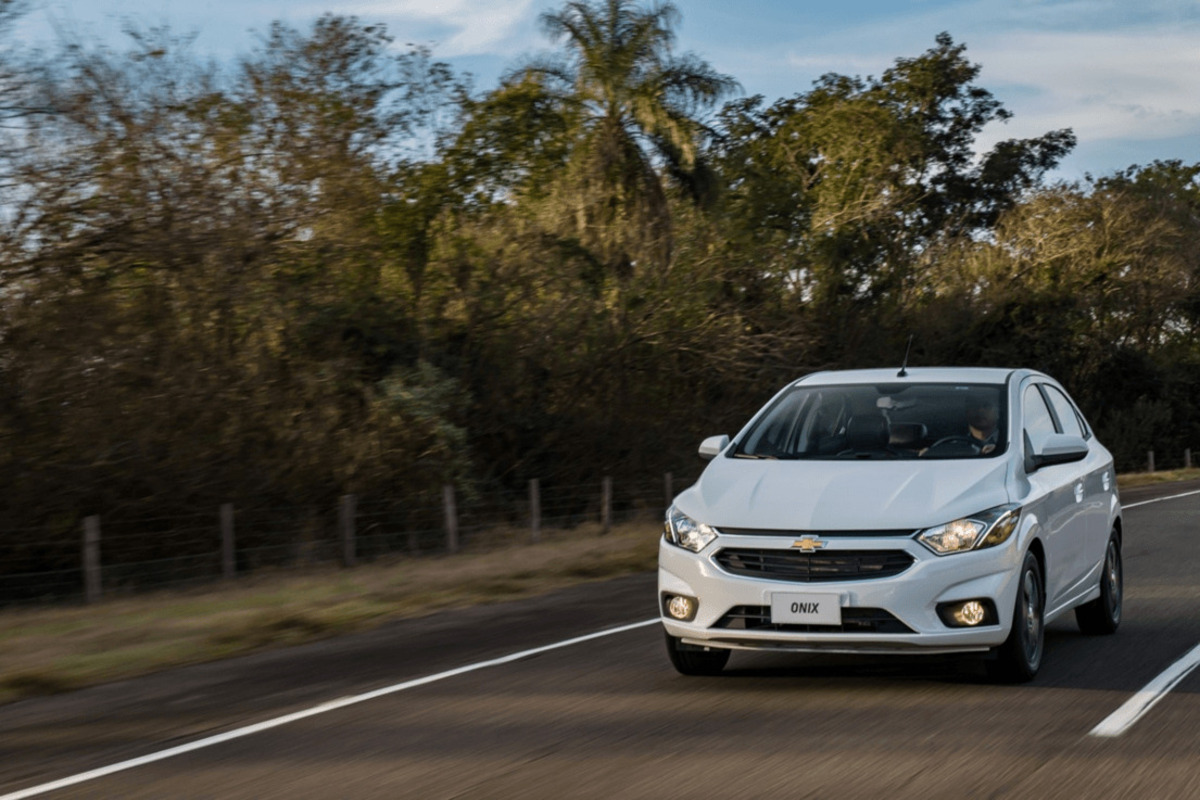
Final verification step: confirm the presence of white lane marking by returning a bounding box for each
[1091,487,1200,736]
[1122,488,1200,509]
[0,618,661,800]
[1089,643,1200,738]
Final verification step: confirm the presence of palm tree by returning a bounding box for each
[513,0,737,276]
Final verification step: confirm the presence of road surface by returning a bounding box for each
[1,481,1197,798]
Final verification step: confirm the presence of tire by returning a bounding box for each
[1075,529,1123,635]
[986,550,1045,684]
[664,632,730,676]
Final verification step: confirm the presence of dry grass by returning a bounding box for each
[1116,468,1200,489]
[0,520,660,706]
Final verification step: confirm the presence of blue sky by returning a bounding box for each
[17,0,1200,181]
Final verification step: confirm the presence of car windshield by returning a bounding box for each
[734,383,1007,460]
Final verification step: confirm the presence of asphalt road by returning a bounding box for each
[2,482,1198,799]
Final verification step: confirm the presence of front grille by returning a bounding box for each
[718,528,916,538]
[714,548,914,582]
[713,605,914,634]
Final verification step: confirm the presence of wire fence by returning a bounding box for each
[4,445,1192,609]
[0,472,698,608]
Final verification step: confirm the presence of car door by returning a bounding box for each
[1041,382,1113,591]
[1018,380,1089,612]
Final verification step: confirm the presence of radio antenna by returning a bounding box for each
[897,334,914,378]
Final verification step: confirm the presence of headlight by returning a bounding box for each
[917,504,1021,555]
[664,505,719,553]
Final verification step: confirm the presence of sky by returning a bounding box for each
[15,0,1200,181]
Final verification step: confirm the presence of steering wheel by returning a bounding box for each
[923,435,981,456]
[928,435,977,449]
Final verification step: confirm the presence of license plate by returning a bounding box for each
[770,592,842,625]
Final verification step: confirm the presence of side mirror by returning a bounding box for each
[1029,432,1088,471]
[698,434,730,461]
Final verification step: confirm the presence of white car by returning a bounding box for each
[659,367,1123,682]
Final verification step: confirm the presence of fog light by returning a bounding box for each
[954,600,986,626]
[936,598,997,628]
[665,594,698,621]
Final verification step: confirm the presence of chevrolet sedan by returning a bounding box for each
[659,367,1123,682]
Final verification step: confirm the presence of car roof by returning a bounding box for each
[793,367,1037,387]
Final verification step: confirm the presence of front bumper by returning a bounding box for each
[658,532,1024,655]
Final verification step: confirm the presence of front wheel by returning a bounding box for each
[665,632,730,676]
[986,551,1044,683]
[1075,529,1122,635]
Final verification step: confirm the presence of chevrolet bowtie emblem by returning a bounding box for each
[791,537,826,552]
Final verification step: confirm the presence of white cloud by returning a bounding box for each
[970,30,1200,143]
[783,53,888,74]
[311,0,545,56]
[696,0,1200,174]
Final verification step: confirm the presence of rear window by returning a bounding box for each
[1043,385,1086,439]
[734,383,1007,460]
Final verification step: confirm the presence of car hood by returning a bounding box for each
[676,457,1011,531]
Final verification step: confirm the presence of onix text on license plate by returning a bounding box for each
[770,592,842,625]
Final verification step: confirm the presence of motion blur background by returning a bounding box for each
[3,0,1199,601]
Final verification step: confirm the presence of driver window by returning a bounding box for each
[1023,385,1057,441]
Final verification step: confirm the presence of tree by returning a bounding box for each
[715,33,1074,327]
[511,0,737,276]
[0,16,468,537]
[0,0,38,142]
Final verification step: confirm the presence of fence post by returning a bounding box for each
[1147,450,1156,473]
[83,515,101,603]
[663,472,674,511]
[339,494,357,567]
[1186,448,1193,470]
[601,476,612,535]
[220,503,235,580]
[443,484,459,554]
[530,478,541,544]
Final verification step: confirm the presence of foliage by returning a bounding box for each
[714,33,1074,326]
[505,0,738,277]
[1,3,1198,582]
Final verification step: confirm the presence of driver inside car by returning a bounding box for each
[966,393,1000,454]
[916,392,1000,457]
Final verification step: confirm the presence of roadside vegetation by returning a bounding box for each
[0,520,660,705]
[1117,468,1200,489]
